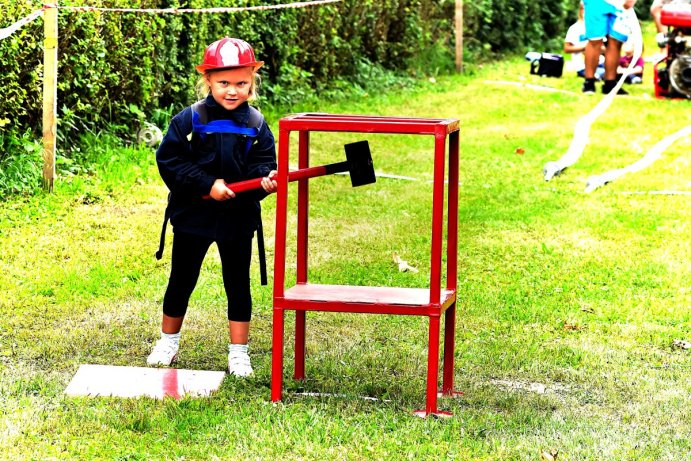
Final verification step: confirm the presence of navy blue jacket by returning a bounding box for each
[156,96,277,241]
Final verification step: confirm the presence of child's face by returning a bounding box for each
[623,42,634,57]
[206,67,254,111]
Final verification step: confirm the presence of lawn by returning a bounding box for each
[1,35,690,460]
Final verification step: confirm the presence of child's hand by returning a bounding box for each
[261,170,278,194]
[209,178,236,201]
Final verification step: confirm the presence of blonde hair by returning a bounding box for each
[195,67,261,101]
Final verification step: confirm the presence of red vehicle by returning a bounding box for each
[654,2,691,99]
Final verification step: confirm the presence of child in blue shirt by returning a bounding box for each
[149,37,277,377]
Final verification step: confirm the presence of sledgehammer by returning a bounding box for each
[206,140,375,197]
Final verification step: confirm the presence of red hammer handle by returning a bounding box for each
[203,163,346,199]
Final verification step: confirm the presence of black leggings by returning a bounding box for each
[163,231,253,321]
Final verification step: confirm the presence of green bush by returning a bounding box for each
[0,2,44,143]
[0,130,43,199]
[463,0,573,54]
[0,0,578,198]
[634,0,654,21]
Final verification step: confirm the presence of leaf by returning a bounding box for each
[564,322,586,331]
[541,448,559,461]
[392,252,419,273]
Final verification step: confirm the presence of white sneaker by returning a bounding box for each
[228,349,253,377]
[147,337,179,366]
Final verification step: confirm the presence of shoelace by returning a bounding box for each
[153,339,178,356]
[228,353,252,374]
[229,354,250,366]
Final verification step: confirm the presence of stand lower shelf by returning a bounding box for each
[279,283,456,315]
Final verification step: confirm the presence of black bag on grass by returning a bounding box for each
[530,53,564,78]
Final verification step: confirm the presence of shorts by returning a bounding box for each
[583,0,630,43]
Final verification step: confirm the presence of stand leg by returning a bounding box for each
[294,311,306,380]
[414,315,451,417]
[426,315,440,414]
[442,303,458,395]
[271,307,285,402]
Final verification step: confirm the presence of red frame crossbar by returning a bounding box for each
[271,113,460,417]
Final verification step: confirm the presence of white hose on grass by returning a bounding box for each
[584,124,691,192]
[543,8,643,181]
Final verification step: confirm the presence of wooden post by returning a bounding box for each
[455,0,463,73]
[42,3,59,192]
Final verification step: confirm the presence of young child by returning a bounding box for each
[617,40,644,83]
[149,37,277,377]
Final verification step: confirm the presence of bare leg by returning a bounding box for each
[161,314,184,334]
[604,38,623,81]
[229,321,250,344]
[651,5,668,51]
[651,5,666,34]
[584,39,604,79]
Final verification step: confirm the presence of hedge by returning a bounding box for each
[0,0,610,162]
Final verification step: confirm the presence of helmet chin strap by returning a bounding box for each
[543,8,643,182]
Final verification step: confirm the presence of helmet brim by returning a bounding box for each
[195,61,264,73]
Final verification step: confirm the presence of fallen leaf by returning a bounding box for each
[541,448,559,461]
[392,253,419,273]
[564,322,586,331]
[515,147,525,155]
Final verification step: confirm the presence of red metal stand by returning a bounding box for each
[270,114,460,417]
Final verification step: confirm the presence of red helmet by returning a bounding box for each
[195,37,264,73]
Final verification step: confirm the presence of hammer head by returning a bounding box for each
[344,140,376,187]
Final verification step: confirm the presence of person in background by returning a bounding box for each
[564,1,606,79]
[582,0,637,95]
[618,39,644,83]
[651,0,673,49]
[149,37,277,377]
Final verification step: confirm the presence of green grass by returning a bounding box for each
[2,28,691,459]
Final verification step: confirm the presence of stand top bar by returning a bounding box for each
[279,113,460,136]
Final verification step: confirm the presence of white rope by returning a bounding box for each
[2,1,341,40]
[543,8,644,181]
[0,9,43,41]
[53,0,342,14]
[584,124,691,192]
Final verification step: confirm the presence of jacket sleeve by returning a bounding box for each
[156,108,217,196]
[244,118,277,201]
